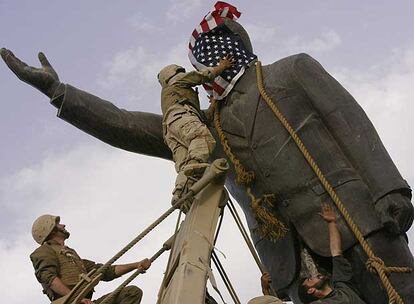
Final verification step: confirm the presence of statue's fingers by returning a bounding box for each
[38,52,53,68]
[38,52,59,80]
[0,48,30,79]
[395,205,414,233]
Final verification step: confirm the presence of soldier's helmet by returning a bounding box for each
[32,214,60,245]
[158,64,186,88]
[247,295,283,304]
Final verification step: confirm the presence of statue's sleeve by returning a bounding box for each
[50,84,172,161]
[292,53,410,201]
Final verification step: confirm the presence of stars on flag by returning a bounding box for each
[190,26,257,99]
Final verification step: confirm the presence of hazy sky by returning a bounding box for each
[1,1,414,303]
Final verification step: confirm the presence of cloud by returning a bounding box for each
[166,0,203,22]
[285,30,342,54]
[244,23,278,44]
[243,23,341,64]
[332,46,414,180]
[127,12,158,32]
[96,42,193,110]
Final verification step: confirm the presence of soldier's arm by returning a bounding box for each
[114,258,151,277]
[261,272,272,295]
[0,48,172,160]
[49,277,71,296]
[30,246,60,290]
[320,203,342,256]
[292,53,413,234]
[176,55,234,87]
[82,259,117,282]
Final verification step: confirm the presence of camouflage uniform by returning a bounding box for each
[161,68,217,198]
[30,240,143,304]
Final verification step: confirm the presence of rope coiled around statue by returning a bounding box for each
[255,60,411,304]
[211,96,288,241]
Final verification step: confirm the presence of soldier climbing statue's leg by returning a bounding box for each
[167,142,189,207]
[165,111,216,209]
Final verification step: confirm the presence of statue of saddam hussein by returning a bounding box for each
[1,2,414,303]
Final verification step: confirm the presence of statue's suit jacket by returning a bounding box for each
[53,53,410,291]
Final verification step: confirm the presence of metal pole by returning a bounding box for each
[211,251,241,304]
[227,198,278,297]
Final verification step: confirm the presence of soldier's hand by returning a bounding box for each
[261,272,272,289]
[0,48,60,98]
[261,272,272,295]
[319,203,337,223]
[80,298,94,304]
[219,54,235,69]
[137,258,151,272]
[375,192,414,234]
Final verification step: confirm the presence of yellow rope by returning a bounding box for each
[211,98,288,240]
[255,60,411,304]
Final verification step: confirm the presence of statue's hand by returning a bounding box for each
[1,48,60,98]
[375,192,414,234]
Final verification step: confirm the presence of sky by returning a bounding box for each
[1,1,414,303]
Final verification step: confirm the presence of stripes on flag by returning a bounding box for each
[189,1,241,50]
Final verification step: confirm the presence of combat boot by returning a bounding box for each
[171,176,199,213]
[183,162,209,177]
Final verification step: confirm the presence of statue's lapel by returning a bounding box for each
[220,65,259,139]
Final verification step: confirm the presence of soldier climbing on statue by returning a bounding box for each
[158,55,234,208]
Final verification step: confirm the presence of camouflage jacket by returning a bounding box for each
[30,240,117,300]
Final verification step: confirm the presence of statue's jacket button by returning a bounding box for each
[252,142,258,150]
[264,169,271,177]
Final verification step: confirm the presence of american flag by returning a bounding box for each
[188,1,257,100]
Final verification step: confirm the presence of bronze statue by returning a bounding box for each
[2,17,413,304]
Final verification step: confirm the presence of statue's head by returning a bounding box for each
[188,2,257,100]
[222,18,253,53]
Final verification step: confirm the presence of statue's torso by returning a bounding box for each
[209,57,385,290]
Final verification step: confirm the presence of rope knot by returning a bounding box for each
[366,256,385,274]
[246,188,288,241]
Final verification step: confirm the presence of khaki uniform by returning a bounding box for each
[30,240,143,304]
[161,69,217,196]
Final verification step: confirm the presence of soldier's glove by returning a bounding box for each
[375,192,414,235]
[0,48,60,98]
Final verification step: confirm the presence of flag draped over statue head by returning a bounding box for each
[188,1,257,100]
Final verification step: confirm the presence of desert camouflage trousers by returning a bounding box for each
[163,104,216,196]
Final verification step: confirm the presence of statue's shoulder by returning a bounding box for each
[266,52,316,69]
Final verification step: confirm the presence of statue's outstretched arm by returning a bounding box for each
[1,48,172,160]
[292,53,413,234]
